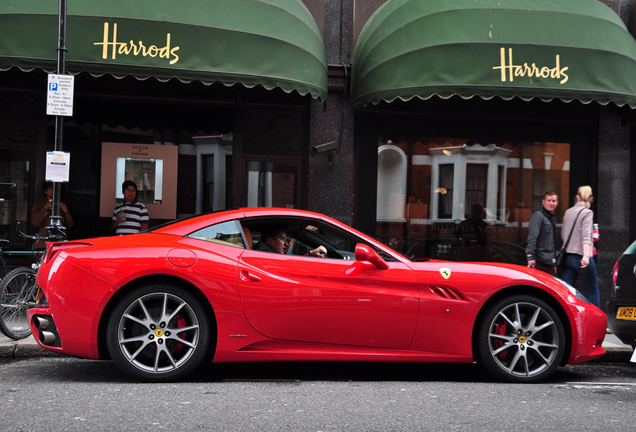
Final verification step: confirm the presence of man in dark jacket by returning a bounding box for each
[526,191,559,275]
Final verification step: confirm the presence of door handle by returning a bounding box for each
[240,270,261,282]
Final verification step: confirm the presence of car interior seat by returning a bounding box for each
[243,226,252,249]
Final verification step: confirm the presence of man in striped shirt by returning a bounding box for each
[111,180,149,235]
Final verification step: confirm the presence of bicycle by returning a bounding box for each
[0,229,48,340]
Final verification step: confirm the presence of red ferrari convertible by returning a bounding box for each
[27,208,606,382]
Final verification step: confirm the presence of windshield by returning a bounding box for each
[623,240,636,255]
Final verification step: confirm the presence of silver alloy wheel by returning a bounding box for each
[487,301,560,378]
[117,292,200,374]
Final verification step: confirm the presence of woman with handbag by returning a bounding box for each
[560,186,599,307]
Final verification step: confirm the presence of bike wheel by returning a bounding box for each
[0,267,37,340]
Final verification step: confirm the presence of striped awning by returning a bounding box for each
[0,0,328,100]
[352,0,636,108]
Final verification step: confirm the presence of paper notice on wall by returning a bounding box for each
[46,151,71,182]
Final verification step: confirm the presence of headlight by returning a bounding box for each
[556,278,591,304]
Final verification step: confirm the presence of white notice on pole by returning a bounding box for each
[46,74,74,116]
[45,151,71,183]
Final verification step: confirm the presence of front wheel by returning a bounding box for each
[474,295,566,383]
[106,284,210,382]
[0,267,37,340]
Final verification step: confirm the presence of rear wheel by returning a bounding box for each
[106,284,210,382]
[475,295,566,383]
[0,267,37,340]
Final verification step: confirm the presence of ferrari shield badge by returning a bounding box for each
[440,267,451,280]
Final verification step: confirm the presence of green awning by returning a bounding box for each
[352,0,636,108]
[0,0,327,100]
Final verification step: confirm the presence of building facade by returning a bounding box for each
[2,0,636,313]
[318,0,636,312]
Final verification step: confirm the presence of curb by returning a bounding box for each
[592,347,636,364]
[0,336,64,359]
[596,349,634,364]
[598,333,635,363]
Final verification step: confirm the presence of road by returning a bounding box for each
[0,358,634,431]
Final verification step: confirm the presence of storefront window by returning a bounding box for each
[245,161,297,208]
[202,154,214,212]
[0,151,31,248]
[436,164,453,219]
[116,157,163,204]
[376,137,570,264]
[201,154,233,212]
[377,144,407,221]
[465,163,487,216]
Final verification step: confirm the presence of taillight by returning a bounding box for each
[43,242,92,264]
[43,244,57,264]
[612,261,619,295]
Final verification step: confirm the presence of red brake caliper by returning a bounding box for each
[493,320,508,361]
[176,314,186,353]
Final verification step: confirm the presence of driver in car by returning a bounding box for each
[255,226,327,257]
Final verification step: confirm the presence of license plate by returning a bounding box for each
[616,307,636,320]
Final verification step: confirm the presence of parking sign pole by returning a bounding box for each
[46,0,68,242]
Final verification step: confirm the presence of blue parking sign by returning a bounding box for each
[46,74,74,116]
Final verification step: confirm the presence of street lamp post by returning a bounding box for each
[46,0,67,242]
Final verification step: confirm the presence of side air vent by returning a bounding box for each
[427,286,466,301]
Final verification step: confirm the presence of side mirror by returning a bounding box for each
[355,244,389,270]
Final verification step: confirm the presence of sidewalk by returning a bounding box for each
[1,332,634,362]
[598,333,635,363]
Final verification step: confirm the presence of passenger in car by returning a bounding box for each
[254,226,327,257]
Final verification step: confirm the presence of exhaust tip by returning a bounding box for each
[39,331,56,345]
[35,316,49,330]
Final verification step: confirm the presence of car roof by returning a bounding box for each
[151,207,325,237]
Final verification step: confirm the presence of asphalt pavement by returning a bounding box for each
[1,331,634,362]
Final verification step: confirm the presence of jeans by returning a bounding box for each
[560,253,600,307]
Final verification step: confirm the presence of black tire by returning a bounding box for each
[106,284,211,382]
[474,294,566,383]
[0,267,37,340]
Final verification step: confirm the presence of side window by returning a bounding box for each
[243,217,397,261]
[189,220,246,248]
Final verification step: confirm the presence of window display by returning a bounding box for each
[100,142,178,220]
[376,137,570,264]
[245,161,297,208]
[116,157,163,204]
